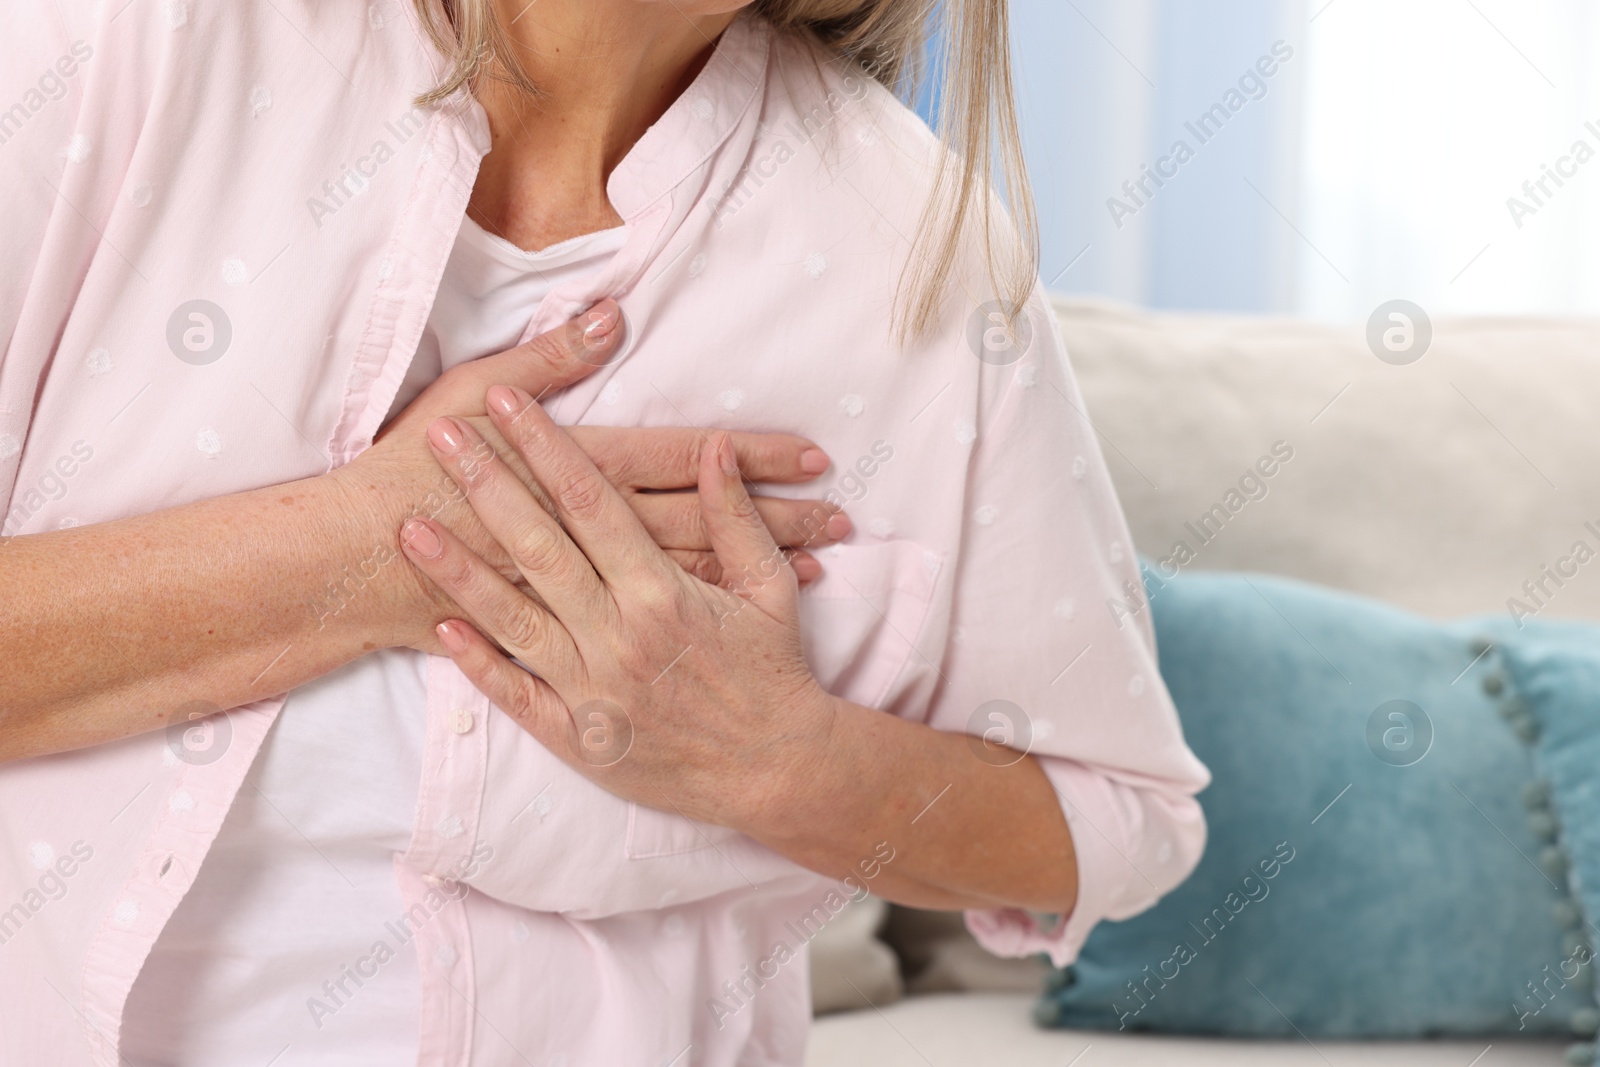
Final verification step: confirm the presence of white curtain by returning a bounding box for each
[1013,0,1600,320]
[1298,0,1600,322]
[1011,0,1307,312]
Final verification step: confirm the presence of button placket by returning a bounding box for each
[406,659,492,882]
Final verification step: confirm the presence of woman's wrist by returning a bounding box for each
[737,695,1080,913]
[319,459,441,652]
[737,692,886,856]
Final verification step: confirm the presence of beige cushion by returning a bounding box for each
[808,896,903,1015]
[807,992,1565,1066]
[881,905,1046,995]
[1057,297,1600,621]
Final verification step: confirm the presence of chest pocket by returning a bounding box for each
[623,539,943,860]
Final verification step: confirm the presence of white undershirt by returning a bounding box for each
[122,218,629,1066]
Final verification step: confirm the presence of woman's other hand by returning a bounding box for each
[336,300,848,654]
[398,384,838,833]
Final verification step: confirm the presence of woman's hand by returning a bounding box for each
[338,300,849,655]
[357,323,1083,916]
[397,383,840,833]
[398,383,1081,915]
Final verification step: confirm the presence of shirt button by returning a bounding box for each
[451,708,474,734]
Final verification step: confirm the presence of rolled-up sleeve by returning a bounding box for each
[966,759,1207,966]
[918,292,1211,966]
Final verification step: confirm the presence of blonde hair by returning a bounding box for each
[410,0,1038,340]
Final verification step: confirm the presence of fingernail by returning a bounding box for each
[437,620,469,654]
[719,435,740,477]
[487,384,522,417]
[826,513,852,540]
[792,553,823,582]
[799,448,830,475]
[427,416,466,455]
[403,518,444,559]
[583,302,620,343]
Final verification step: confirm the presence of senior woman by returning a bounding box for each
[0,0,1208,1064]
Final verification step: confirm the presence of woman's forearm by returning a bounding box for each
[753,700,1079,915]
[0,424,836,764]
[0,466,409,762]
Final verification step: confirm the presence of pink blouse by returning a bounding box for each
[0,5,1210,1066]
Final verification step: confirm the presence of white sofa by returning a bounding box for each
[806,296,1598,1066]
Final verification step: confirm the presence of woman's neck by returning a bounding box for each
[469,0,740,251]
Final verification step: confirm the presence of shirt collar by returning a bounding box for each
[417,10,771,223]
[604,12,772,220]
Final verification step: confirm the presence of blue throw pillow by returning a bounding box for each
[1497,621,1600,1061]
[1035,568,1583,1038]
